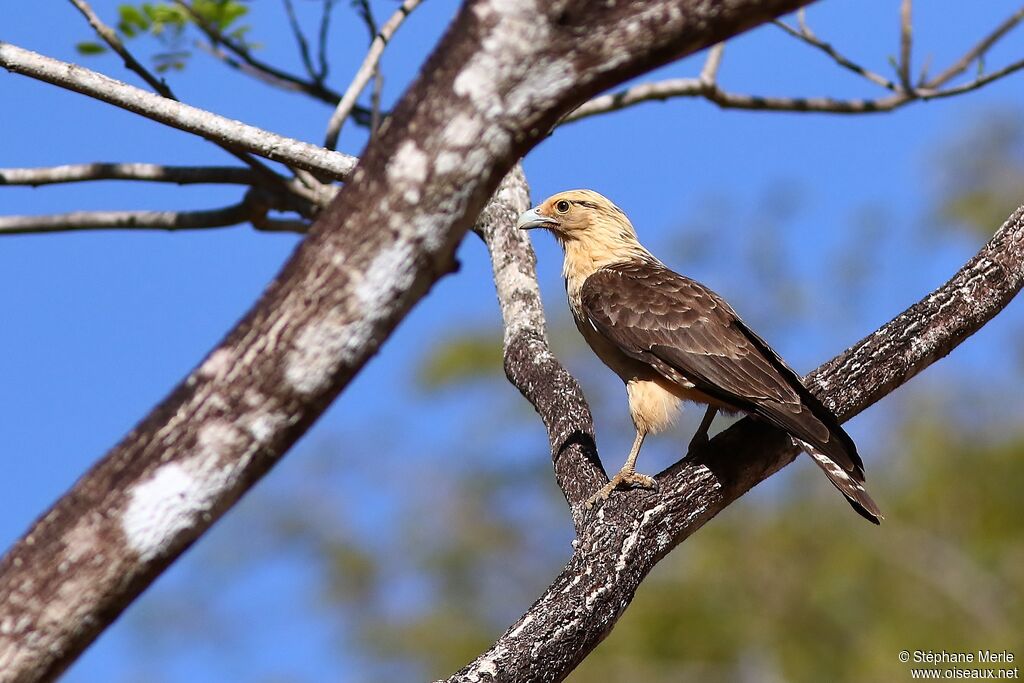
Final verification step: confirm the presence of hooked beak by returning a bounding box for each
[516,207,559,231]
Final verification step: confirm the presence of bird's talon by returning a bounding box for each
[585,470,657,508]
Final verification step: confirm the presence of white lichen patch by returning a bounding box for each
[121,422,246,561]
[244,410,287,445]
[121,463,200,562]
[284,317,356,396]
[442,113,483,148]
[387,140,428,203]
[197,348,235,379]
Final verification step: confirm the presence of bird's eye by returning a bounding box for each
[555,200,570,214]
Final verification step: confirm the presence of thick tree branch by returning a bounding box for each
[447,204,1024,682]
[0,163,258,186]
[323,0,422,150]
[0,2,820,680]
[0,42,358,180]
[474,165,605,532]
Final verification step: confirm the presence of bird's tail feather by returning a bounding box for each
[799,441,883,524]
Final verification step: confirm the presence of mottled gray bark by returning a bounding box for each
[0,1,820,681]
[453,204,1024,683]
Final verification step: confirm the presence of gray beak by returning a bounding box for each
[516,207,559,231]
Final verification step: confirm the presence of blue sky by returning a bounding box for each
[3,1,1024,680]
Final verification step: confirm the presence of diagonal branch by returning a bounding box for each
[772,18,897,91]
[0,42,358,180]
[474,165,605,532]
[449,202,1024,683]
[0,2,821,679]
[925,4,1024,88]
[323,0,423,150]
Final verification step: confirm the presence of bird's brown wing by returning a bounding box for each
[579,261,864,477]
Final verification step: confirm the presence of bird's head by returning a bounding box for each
[516,189,640,245]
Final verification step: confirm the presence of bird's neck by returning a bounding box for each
[560,237,653,301]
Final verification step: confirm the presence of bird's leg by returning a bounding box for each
[687,406,718,456]
[586,429,657,508]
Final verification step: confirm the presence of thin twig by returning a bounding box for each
[67,0,172,97]
[899,0,914,93]
[323,0,422,150]
[172,0,366,120]
[699,42,724,84]
[0,42,358,179]
[773,19,898,91]
[316,0,335,81]
[0,163,257,186]
[282,0,318,81]
[926,4,1024,88]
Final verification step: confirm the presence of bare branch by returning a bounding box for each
[563,52,1024,123]
[773,18,897,91]
[282,0,318,82]
[0,42,358,179]
[698,42,724,84]
[926,4,1024,88]
[920,56,1024,100]
[475,165,605,529]
[67,0,172,97]
[315,0,335,81]
[0,204,255,234]
[898,0,914,93]
[323,0,422,150]
[0,163,258,187]
[450,203,1024,683]
[172,0,362,119]
[563,77,705,123]
[0,2,819,679]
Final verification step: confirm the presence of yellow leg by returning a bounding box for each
[687,406,718,455]
[586,429,657,508]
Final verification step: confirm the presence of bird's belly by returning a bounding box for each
[626,379,682,434]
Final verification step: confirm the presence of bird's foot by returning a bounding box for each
[585,470,657,508]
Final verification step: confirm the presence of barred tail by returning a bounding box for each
[801,442,883,524]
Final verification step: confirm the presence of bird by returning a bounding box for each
[516,189,882,523]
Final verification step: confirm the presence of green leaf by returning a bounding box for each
[75,41,109,55]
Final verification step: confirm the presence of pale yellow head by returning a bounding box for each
[516,189,639,244]
[517,189,653,293]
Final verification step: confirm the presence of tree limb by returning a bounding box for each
[0,163,258,186]
[0,2,821,680]
[323,0,422,150]
[564,3,1024,123]
[0,42,358,180]
[448,202,1024,683]
[474,165,605,532]
[0,204,254,234]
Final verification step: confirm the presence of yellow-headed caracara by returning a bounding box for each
[517,189,882,523]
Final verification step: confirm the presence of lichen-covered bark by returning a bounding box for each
[0,1,821,681]
[452,205,1024,683]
